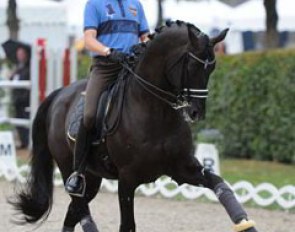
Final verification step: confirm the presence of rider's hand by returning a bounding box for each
[107,49,128,64]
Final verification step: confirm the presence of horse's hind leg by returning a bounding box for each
[173,158,258,232]
[62,172,102,232]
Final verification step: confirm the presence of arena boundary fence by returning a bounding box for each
[0,162,294,210]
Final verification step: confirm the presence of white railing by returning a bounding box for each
[0,47,78,130]
[0,80,31,89]
[1,164,294,210]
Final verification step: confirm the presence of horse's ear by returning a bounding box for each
[210,28,229,46]
[187,24,201,49]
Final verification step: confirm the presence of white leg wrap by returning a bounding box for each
[233,219,256,232]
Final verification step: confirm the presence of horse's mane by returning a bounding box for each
[150,20,201,39]
[130,20,202,62]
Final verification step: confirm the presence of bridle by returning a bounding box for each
[122,51,215,110]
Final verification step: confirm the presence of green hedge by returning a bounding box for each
[77,52,91,80]
[196,49,295,163]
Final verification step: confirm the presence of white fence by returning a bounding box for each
[1,163,294,210]
[0,132,294,210]
[0,46,77,130]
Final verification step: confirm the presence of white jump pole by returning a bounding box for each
[30,45,39,126]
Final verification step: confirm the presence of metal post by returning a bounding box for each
[30,45,39,127]
[70,48,78,83]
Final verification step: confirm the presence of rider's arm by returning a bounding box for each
[84,29,111,56]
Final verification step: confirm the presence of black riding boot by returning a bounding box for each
[65,120,92,197]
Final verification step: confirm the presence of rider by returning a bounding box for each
[65,0,149,197]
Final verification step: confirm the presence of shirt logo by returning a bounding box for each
[106,4,115,17]
[129,6,137,17]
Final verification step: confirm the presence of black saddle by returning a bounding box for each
[67,70,127,145]
[67,42,147,144]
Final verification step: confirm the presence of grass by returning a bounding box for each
[0,123,13,130]
[220,159,295,188]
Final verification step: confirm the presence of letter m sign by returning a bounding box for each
[0,131,18,181]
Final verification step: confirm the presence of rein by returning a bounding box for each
[123,51,215,110]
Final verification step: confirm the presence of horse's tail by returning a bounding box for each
[10,88,62,224]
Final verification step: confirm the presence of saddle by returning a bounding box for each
[67,42,147,144]
[67,69,128,145]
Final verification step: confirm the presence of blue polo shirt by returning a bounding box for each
[84,0,149,55]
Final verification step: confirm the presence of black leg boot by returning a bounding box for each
[65,120,92,197]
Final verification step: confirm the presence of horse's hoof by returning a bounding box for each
[233,219,256,232]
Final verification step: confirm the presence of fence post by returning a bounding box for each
[70,48,78,83]
[63,48,71,86]
[29,46,39,126]
[38,48,47,102]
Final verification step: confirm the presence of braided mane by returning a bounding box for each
[130,20,202,60]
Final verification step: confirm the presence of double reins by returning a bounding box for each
[122,51,215,110]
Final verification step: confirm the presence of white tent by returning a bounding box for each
[163,0,232,33]
[140,0,158,30]
[0,0,68,49]
[231,0,295,31]
[63,0,87,36]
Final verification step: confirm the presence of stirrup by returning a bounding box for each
[233,219,256,232]
[65,172,86,197]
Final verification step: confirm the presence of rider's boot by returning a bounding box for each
[65,94,107,197]
[65,120,92,197]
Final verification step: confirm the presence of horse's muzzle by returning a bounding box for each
[189,100,206,121]
[188,109,205,121]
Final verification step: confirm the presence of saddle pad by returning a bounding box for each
[67,68,128,144]
[67,95,88,143]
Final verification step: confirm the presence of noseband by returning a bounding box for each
[123,51,215,110]
[179,52,215,103]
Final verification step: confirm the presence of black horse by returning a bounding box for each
[10,22,258,232]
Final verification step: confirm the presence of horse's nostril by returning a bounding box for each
[190,110,198,119]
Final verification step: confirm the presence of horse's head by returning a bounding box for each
[185,25,228,121]
[163,23,228,121]
[133,21,228,122]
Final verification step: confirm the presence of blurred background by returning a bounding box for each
[1,0,295,53]
[0,0,294,216]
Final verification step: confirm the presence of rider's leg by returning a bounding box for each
[65,118,92,196]
[65,59,122,197]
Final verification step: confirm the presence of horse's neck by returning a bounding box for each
[135,28,188,87]
[124,78,189,142]
[124,27,189,125]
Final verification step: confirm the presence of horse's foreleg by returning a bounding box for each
[118,172,138,232]
[173,161,258,232]
[62,173,102,232]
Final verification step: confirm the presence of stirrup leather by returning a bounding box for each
[233,219,256,232]
[65,172,86,197]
